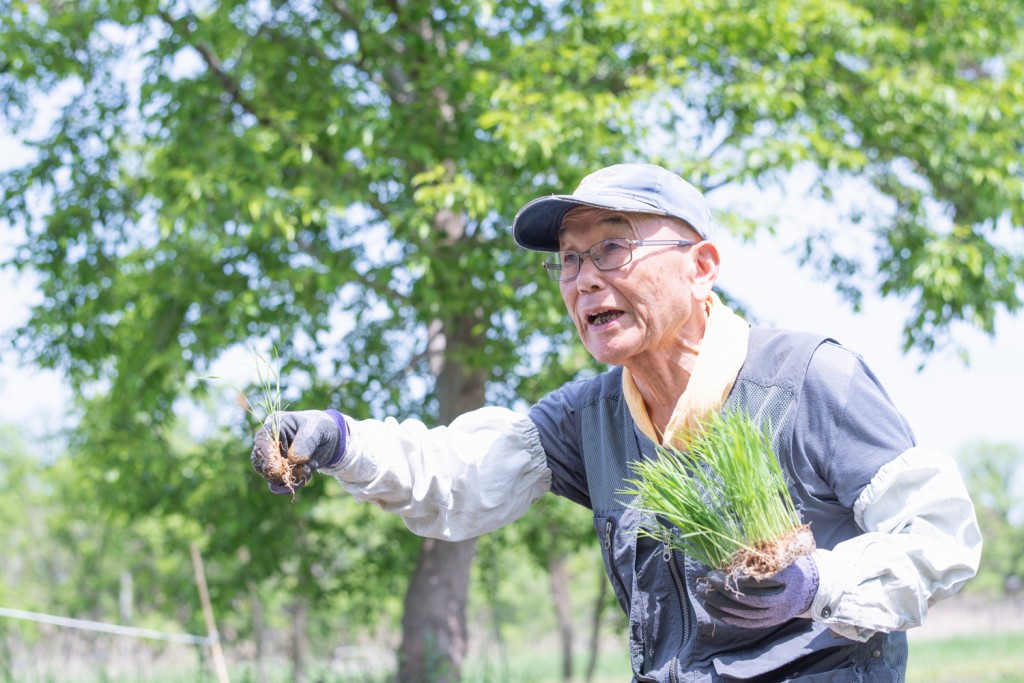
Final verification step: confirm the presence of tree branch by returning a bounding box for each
[156,9,340,170]
[158,11,272,129]
[324,0,416,105]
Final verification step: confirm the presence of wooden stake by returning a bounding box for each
[190,542,231,683]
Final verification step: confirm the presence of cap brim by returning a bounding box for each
[512,193,670,251]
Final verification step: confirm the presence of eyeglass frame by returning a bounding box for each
[542,238,698,282]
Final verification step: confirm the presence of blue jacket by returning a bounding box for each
[529,328,908,682]
[329,327,978,678]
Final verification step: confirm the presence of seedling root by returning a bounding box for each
[729,524,815,581]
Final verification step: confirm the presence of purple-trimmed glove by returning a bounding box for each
[701,555,819,629]
[250,409,348,494]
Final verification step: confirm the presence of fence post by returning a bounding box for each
[190,542,231,683]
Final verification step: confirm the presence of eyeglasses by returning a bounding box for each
[542,238,698,281]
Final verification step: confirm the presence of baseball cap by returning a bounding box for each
[511,163,714,252]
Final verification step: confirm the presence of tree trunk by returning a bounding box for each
[398,305,486,683]
[251,584,270,683]
[118,570,134,623]
[549,550,575,682]
[399,537,478,683]
[289,597,310,683]
[585,569,610,683]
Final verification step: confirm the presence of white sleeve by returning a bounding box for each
[810,447,982,641]
[319,406,552,542]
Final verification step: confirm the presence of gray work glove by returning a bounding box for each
[250,409,347,494]
[701,554,819,629]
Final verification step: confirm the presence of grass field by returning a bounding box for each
[907,631,1024,683]
[4,629,1023,682]
[467,631,1024,683]
[465,631,1024,683]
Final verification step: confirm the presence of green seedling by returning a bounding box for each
[249,348,286,441]
[206,347,309,493]
[621,410,814,580]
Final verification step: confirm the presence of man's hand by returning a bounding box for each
[701,554,819,629]
[250,409,347,494]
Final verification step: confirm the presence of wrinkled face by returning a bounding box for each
[557,207,717,368]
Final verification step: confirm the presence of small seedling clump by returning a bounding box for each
[209,348,311,496]
[252,424,312,494]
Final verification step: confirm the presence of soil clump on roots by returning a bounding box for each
[252,427,311,494]
[729,524,815,581]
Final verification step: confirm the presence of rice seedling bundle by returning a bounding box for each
[622,410,814,580]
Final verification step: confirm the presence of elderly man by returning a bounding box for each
[251,163,981,682]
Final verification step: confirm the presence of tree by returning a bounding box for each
[956,441,1024,595]
[0,1,630,679]
[0,426,52,614]
[615,0,1024,354]
[2,0,1023,680]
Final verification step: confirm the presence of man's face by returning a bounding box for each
[557,207,715,368]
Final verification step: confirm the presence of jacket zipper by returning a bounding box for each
[604,519,631,598]
[663,539,689,683]
[606,518,650,677]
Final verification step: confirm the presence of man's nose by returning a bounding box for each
[574,254,604,289]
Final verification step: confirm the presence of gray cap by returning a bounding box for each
[512,163,713,252]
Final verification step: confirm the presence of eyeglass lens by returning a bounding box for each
[543,239,633,281]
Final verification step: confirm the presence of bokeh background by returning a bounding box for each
[2,1,1022,681]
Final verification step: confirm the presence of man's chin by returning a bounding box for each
[582,341,630,367]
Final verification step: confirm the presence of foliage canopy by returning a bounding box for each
[1,0,1023,674]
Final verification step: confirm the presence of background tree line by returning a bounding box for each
[1,423,1021,681]
[1,0,1023,681]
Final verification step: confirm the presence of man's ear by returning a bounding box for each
[691,241,720,301]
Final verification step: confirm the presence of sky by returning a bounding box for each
[715,228,1024,454]
[2,126,1022,455]
[707,173,1024,454]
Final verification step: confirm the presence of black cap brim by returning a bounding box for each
[512,194,671,252]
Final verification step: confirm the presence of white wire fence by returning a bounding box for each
[0,606,213,646]
[0,544,230,682]
[0,611,213,683]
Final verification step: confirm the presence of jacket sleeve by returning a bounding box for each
[320,406,552,542]
[788,341,982,641]
[811,447,982,641]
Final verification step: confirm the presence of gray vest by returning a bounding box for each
[578,327,907,682]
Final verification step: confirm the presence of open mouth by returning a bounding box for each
[587,309,624,326]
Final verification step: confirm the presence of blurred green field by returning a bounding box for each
[5,629,1023,682]
[474,631,1024,683]
[475,632,1024,683]
[907,631,1024,683]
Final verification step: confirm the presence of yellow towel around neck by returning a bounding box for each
[622,293,750,450]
